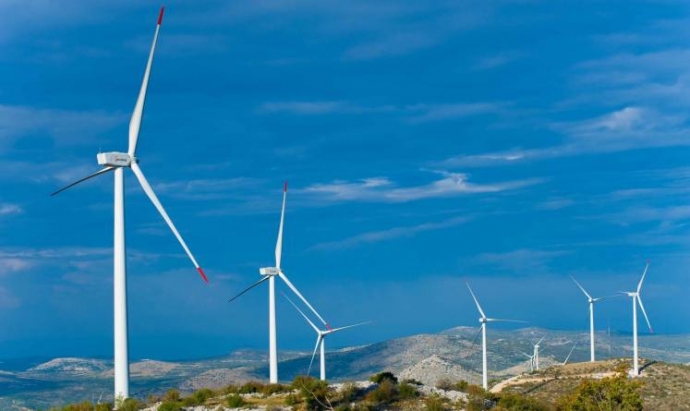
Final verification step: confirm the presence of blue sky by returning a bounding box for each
[1,0,690,360]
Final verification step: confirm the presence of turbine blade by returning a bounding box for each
[278,271,328,327]
[327,321,371,334]
[275,182,287,269]
[637,261,650,294]
[637,296,653,333]
[564,344,576,365]
[466,283,486,319]
[307,335,322,377]
[486,318,526,323]
[50,167,115,196]
[536,336,545,345]
[128,6,164,156]
[570,275,593,300]
[465,325,483,358]
[228,276,269,303]
[130,162,208,282]
[282,292,320,333]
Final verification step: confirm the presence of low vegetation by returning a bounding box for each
[47,362,679,411]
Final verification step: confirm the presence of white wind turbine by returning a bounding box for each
[283,293,368,381]
[229,182,328,383]
[533,336,545,371]
[522,352,535,373]
[467,283,524,390]
[624,261,653,377]
[570,275,608,362]
[51,7,208,402]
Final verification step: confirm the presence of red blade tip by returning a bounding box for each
[284,181,288,192]
[197,267,209,283]
[158,6,165,25]
[326,323,333,331]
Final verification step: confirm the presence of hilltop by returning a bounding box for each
[1,327,689,410]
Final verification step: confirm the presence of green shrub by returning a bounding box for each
[225,384,240,394]
[398,381,418,400]
[118,398,145,411]
[339,382,360,402]
[284,393,300,406]
[425,394,449,411]
[164,389,181,402]
[292,375,331,411]
[556,373,643,411]
[157,401,182,411]
[454,380,469,392]
[369,371,398,384]
[240,380,265,394]
[262,383,290,396]
[365,379,396,404]
[436,378,453,390]
[226,394,246,408]
[497,393,550,411]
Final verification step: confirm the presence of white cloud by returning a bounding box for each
[301,170,540,203]
[258,100,503,122]
[0,104,125,150]
[477,249,568,274]
[0,203,22,216]
[310,216,470,250]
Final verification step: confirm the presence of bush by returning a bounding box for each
[369,371,398,384]
[226,394,246,408]
[556,373,643,411]
[436,378,453,390]
[454,380,470,392]
[157,402,182,411]
[466,385,497,411]
[292,375,331,411]
[339,382,360,402]
[262,383,290,396]
[118,398,145,411]
[425,394,449,411]
[240,380,266,394]
[398,381,419,400]
[497,393,550,411]
[164,389,181,402]
[284,393,300,406]
[365,379,397,404]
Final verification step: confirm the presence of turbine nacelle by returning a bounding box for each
[97,152,134,168]
[259,267,280,276]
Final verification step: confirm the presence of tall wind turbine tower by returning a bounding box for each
[570,276,606,362]
[624,262,653,376]
[466,283,524,390]
[533,337,545,371]
[51,7,208,403]
[229,183,328,383]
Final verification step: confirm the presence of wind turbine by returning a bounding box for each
[570,275,606,362]
[467,283,524,390]
[533,336,545,371]
[283,293,367,381]
[522,352,535,373]
[51,7,208,402]
[229,182,328,383]
[624,261,653,377]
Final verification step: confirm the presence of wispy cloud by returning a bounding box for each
[0,203,22,216]
[258,101,503,122]
[301,170,540,203]
[476,248,568,275]
[473,50,525,70]
[310,216,470,250]
[153,177,262,201]
[0,104,125,150]
[439,106,690,167]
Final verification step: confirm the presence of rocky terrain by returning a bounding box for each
[1,327,689,410]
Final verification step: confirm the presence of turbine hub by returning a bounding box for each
[259,267,279,276]
[97,152,132,167]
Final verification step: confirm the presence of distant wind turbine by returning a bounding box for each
[570,275,610,362]
[624,261,653,377]
[522,352,535,372]
[51,7,208,402]
[283,293,368,381]
[467,283,525,390]
[229,183,328,383]
[533,336,545,371]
